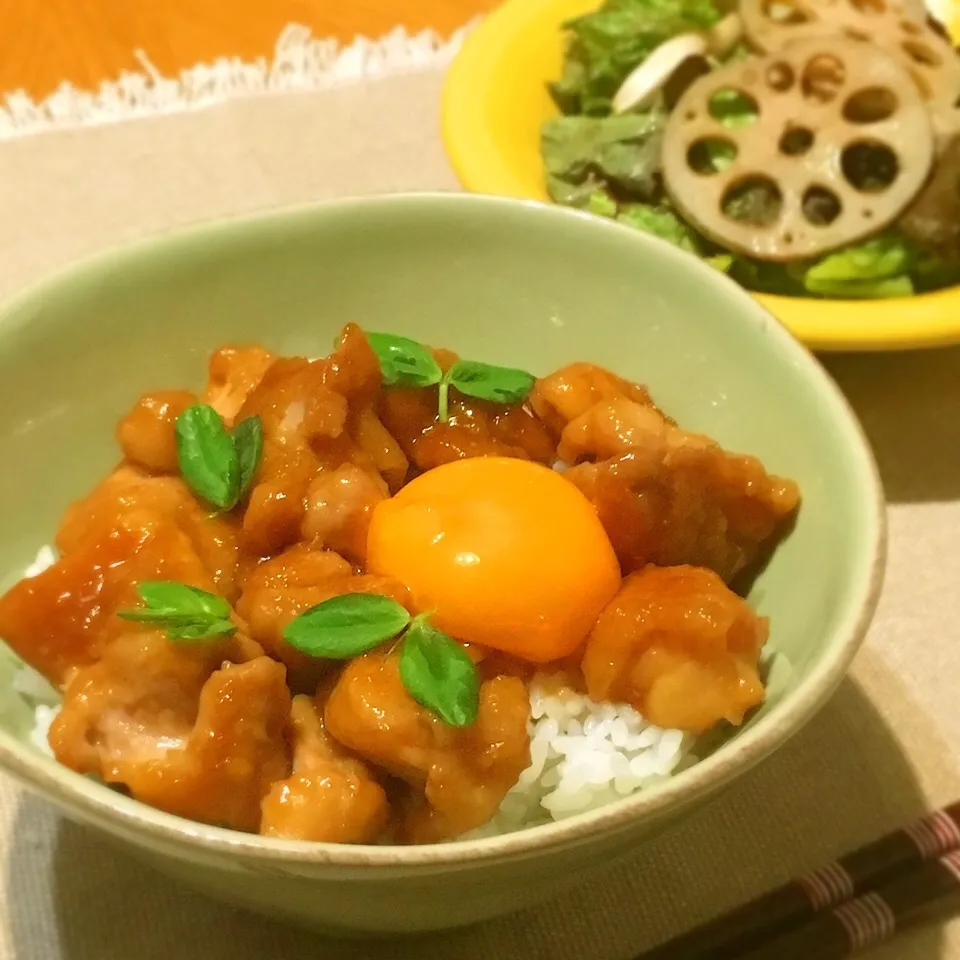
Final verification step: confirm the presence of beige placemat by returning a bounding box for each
[1,68,959,960]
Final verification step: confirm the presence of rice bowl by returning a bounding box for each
[0,194,883,933]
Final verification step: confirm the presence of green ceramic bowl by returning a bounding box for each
[0,194,884,935]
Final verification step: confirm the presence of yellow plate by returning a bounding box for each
[442,0,960,352]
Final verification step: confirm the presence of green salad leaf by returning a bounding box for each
[707,89,758,128]
[552,0,722,115]
[729,259,805,297]
[616,203,700,252]
[545,177,611,209]
[616,205,735,272]
[585,190,619,217]
[729,233,960,300]
[542,113,665,205]
[704,253,736,274]
[801,233,915,298]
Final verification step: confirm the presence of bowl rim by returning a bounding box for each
[440,0,960,353]
[0,192,887,868]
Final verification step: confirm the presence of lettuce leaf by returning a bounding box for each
[586,191,619,217]
[803,233,914,284]
[803,274,915,299]
[731,233,960,299]
[800,234,915,298]
[546,175,611,209]
[615,204,734,272]
[542,113,666,204]
[704,253,736,274]
[551,0,723,115]
[616,203,700,252]
[731,260,806,297]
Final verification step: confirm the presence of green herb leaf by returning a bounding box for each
[283,593,412,659]
[446,360,536,407]
[438,378,451,424]
[366,333,536,423]
[232,415,263,499]
[367,332,443,388]
[136,581,232,619]
[167,619,238,641]
[175,404,241,510]
[117,581,236,641]
[399,617,480,727]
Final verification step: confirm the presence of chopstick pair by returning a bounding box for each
[636,801,960,959]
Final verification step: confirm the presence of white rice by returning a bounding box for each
[22,545,55,579]
[464,676,694,837]
[28,704,59,755]
[11,545,697,835]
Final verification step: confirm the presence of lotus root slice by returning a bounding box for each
[739,0,960,111]
[661,37,935,261]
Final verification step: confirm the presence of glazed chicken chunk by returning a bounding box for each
[261,694,390,843]
[50,630,290,832]
[324,651,531,842]
[582,565,768,734]
[377,347,556,473]
[235,543,409,692]
[563,398,799,582]
[378,386,556,474]
[301,463,389,563]
[529,361,670,439]
[202,345,276,427]
[234,324,407,557]
[58,464,242,596]
[116,390,198,474]
[0,475,239,685]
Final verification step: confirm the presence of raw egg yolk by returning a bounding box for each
[366,457,622,663]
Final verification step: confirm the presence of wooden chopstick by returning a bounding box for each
[737,849,960,959]
[635,802,960,959]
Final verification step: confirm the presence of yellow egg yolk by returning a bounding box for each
[366,456,622,663]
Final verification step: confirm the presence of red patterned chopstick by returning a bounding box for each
[736,848,960,959]
[636,803,960,959]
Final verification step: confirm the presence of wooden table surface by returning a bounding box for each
[2,0,494,100]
